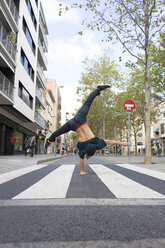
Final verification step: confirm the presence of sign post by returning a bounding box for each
[123,100,135,162]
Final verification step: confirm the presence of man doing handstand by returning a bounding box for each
[45,85,128,175]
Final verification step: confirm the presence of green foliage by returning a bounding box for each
[8,31,17,46]
[150,33,165,102]
[76,52,123,139]
[70,132,78,145]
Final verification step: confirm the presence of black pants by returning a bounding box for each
[9,144,14,155]
[48,89,100,142]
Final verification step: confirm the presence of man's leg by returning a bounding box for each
[45,85,110,149]
[75,89,100,119]
[47,122,71,142]
[74,85,110,124]
[47,87,104,142]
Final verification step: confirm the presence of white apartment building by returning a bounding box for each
[0,0,49,155]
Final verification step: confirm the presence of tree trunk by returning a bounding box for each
[134,133,137,156]
[144,1,151,164]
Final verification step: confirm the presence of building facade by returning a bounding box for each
[0,0,49,155]
[128,111,165,156]
[44,78,62,154]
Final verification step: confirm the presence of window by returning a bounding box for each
[25,0,37,30]
[18,82,33,109]
[138,133,142,137]
[138,125,142,130]
[22,17,36,54]
[20,49,34,81]
[24,56,28,71]
[161,123,165,134]
[137,142,143,146]
[35,0,38,7]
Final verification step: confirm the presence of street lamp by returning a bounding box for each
[66,112,69,121]
[65,112,70,150]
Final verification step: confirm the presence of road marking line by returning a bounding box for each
[0,164,50,184]
[115,163,165,181]
[13,164,75,199]
[89,164,165,198]
[1,198,165,206]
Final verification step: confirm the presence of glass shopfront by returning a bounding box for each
[14,131,24,152]
[0,114,35,155]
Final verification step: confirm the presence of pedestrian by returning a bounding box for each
[74,148,77,155]
[29,136,36,157]
[44,85,129,175]
[8,133,16,155]
[24,136,29,156]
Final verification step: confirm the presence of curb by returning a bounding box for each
[37,155,67,164]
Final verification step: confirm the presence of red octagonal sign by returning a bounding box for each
[124,100,135,112]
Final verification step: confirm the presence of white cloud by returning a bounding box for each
[47,33,102,74]
[47,38,84,67]
[82,32,102,57]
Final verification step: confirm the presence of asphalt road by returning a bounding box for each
[0,155,165,248]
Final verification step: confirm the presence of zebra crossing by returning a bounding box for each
[89,164,164,198]
[13,164,75,199]
[0,163,165,200]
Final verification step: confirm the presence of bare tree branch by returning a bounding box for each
[120,0,145,35]
[149,0,156,16]
[86,2,145,63]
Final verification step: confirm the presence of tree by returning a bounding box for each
[61,0,165,164]
[126,33,165,114]
[150,33,165,106]
[70,132,78,146]
[111,80,145,155]
[76,53,120,139]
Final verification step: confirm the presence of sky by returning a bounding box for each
[42,0,130,123]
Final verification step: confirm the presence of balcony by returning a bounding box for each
[35,87,46,109]
[0,21,17,62]
[5,0,19,25]
[39,16,48,50]
[0,70,14,104]
[37,63,46,87]
[34,111,48,129]
[38,39,48,70]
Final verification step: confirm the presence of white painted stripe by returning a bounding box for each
[89,164,165,198]
[115,163,165,181]
[0,164,50,184]
[13,164,75,199]
[1,198,165,206]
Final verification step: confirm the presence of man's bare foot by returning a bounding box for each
[79,171,88,176]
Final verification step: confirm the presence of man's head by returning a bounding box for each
[84,144,96,159]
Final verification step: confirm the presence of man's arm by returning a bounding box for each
[80,158,84,172]
[104,139,129,146]
[79,158,88,175]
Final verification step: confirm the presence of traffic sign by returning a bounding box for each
[124,100,135,112]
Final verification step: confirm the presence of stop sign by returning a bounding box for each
[124,100,135,112]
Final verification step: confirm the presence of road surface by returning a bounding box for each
[0,155,165,248]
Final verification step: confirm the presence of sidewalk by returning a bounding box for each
[98,154,165,173]
[0,154,67,174]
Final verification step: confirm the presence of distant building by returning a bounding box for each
[128,103,165,156]
[43,78,62,154]
[0,0,48,155]
[151,104,165,156]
